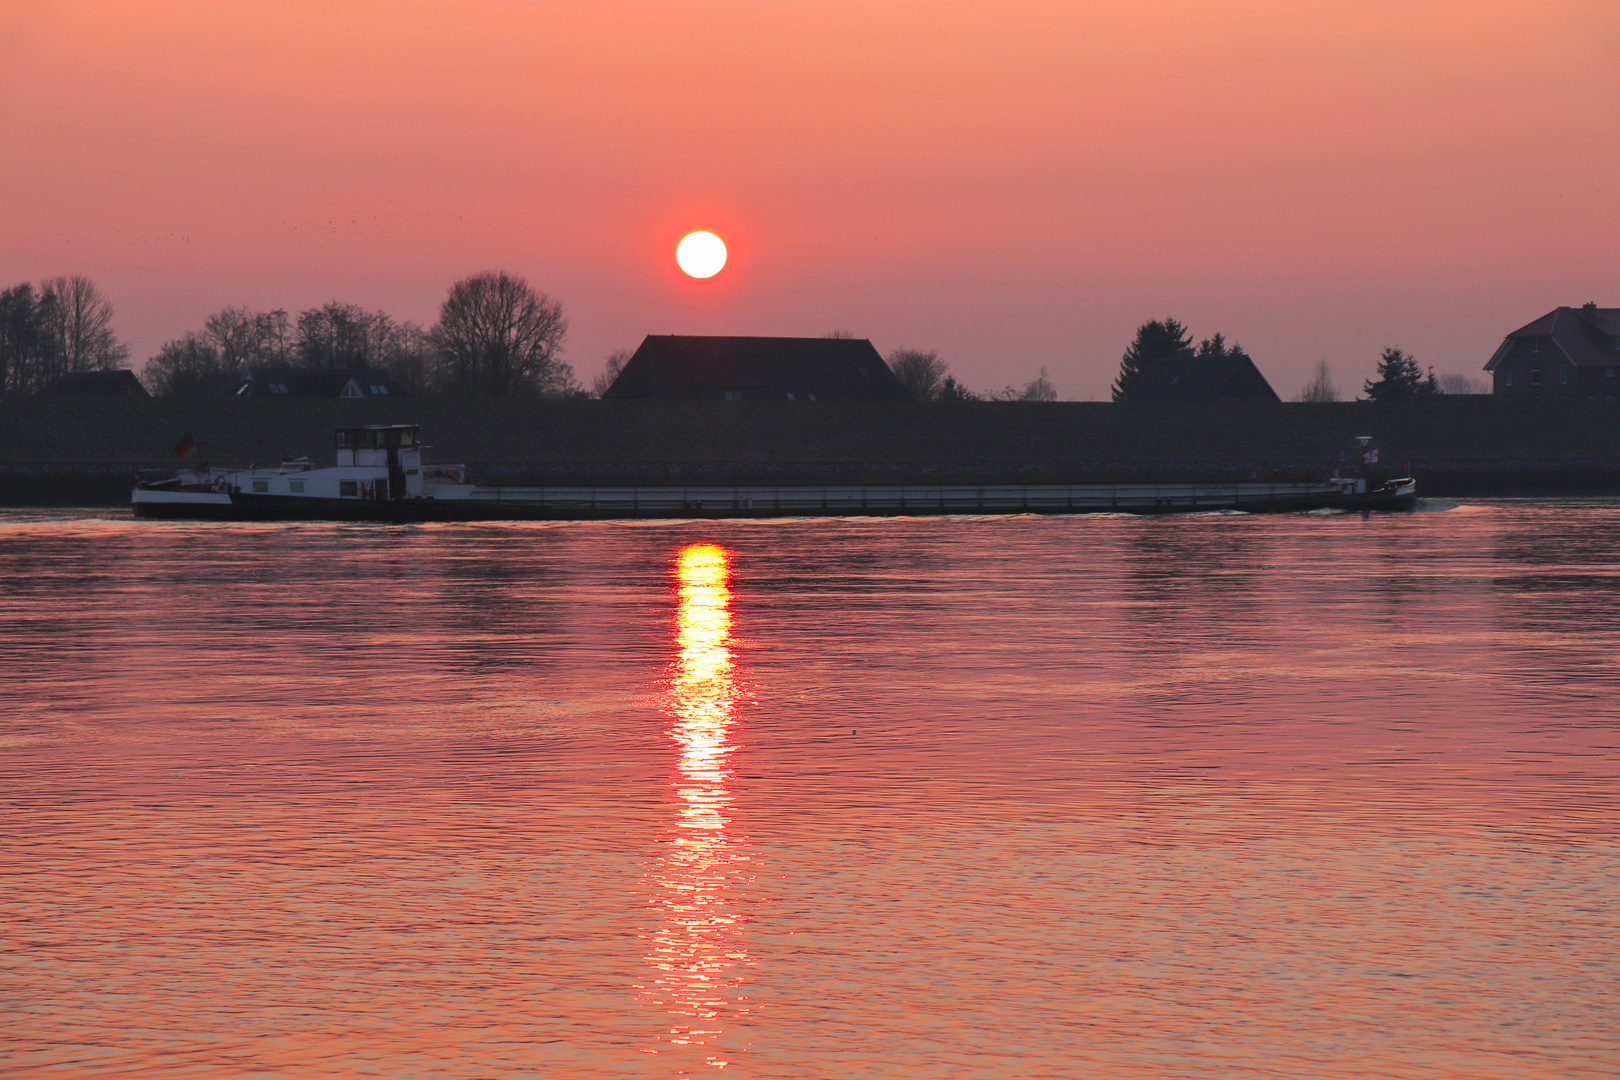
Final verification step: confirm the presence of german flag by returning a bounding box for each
[174,433,198,458]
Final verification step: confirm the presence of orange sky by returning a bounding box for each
[2,0,1617,398]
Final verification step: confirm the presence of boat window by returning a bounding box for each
[252,479,269,493]
[376,479,389,500]
[290,480,304,494]
[340,480,358,497]
[336,431,353,448]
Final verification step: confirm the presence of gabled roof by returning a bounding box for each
[1124,351,1280,402]
[50,369,149,396]
[603,336,912,401]
[1486,306,1620,370]
[236,367,410,398]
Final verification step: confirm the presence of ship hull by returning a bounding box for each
[133,479,1418,521]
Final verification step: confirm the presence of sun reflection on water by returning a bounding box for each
[641,543,753,1066]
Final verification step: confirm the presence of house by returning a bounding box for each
[1122,351,1280,402]
[50,369,148,397]
[235,367,410,398]
[601,335,912,401]
[1485,304,1620,402]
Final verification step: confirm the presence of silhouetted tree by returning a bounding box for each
[1191,332,1251,365]
[888,348,949,401]
[207,307,291,371]
[1112,318,1191,401]
[1297,359,1339,402]
[38,276,129,381]
[1437,373,1488,395]
[937,375,978,402]
[142,333,239,396]
[430,271,574,398]
[1020,367,1057,401]
[1364,347,1437,401]
[0,276,129,394]
[986,367,1059,401]
[0,284,40,396]
[592,348,631,397]
[295,302,415,370]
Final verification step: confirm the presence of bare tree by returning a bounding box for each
[0,276,129,393]
[38,276,130,379]
[1020,367,1057,401]
[887,348,949,401]
[203,307,290,373]
[0,284,39,395]
[296,302,392,369]
[1297,359,1339,402]
[142,332,238,396]
[592,348,632,397]
[1437,373,1488,395]
[430,271,573,398]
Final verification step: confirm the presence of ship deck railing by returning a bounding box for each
[455,481,1352,514]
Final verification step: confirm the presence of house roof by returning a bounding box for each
[1486,306,1620,371]
[236,367,410,398]
[1124,351,1280,402]
[602,336,912,401]
[50,369,149,396]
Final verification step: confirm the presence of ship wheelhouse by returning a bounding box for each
[334,425,422,500]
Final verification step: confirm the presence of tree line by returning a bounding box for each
[883,346,1057,402]
[1114,318,1478,402]
[0,271,580,398]
[145,271,578,398]
[0,276,130,395]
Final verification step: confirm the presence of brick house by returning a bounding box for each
[1485,304,1620,402]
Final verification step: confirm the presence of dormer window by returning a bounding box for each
[340,379,363,399]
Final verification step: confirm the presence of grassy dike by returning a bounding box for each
[3,394,1619,505]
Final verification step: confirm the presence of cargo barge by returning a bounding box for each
[131,425,1418,520]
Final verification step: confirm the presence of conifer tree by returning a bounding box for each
[1112,319,1191,401]
[1363,348,1438,401]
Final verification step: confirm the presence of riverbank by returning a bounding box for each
[4,396,1618,504]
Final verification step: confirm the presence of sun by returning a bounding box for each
[676,231,727,279]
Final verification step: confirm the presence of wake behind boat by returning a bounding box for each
[131,424,1418,521]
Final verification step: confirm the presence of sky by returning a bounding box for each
[2,1,1618,399]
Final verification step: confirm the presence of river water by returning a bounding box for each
[1,503,1616,1079]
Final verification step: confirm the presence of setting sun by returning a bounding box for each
[675,231,727,279]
